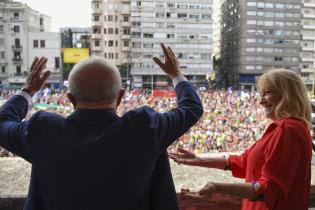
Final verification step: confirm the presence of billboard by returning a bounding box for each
[63,48,89,64]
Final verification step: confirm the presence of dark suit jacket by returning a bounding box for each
[0,81,203,210]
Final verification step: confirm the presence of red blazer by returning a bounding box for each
[229,118,312,210]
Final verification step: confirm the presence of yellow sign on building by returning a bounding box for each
[63,48,89,64]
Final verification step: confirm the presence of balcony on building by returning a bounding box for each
[301,57,314,62]
[302,46,314,52]
[91,33,102,40]
[8,75,26,84]
[121,22,131,27]
[303,13,315,19]
[303,24,315,30]
[303,35,315,40]
[11,45,22,51]
[91,46,102,52]
[92,21,102,27]
[92,8,102,14]
[12,57,23,64]
[303,2,315,8]
[121,34,131,40]
[120,8,131,15]
[122,46,131,52]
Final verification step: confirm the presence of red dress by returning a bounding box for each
[228,118,312,210]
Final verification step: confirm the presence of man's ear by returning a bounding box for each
[67,92,77,109]
[116,89,125,109]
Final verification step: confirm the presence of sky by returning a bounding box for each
[19,0,91,32]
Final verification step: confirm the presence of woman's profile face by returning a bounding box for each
[259,85,281,120]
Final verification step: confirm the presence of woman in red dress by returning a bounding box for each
[170,69,312,210]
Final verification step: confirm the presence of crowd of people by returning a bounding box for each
[0,87,269,157]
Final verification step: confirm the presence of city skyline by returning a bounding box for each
[19,0,91,32]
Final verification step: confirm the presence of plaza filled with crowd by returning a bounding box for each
[0,87,269,157]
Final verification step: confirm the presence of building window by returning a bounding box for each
[13,25,20,33]
[15,38,20,47]
[104,53,107,58]
[40,17,43,26]
[14,52,21,60]
[0,25,3,34]
[16,66,21,76]
[40,40,45,48]
[108,40,114,47]
[167,34,174,38]
[143,33,153,38]
[123,16,129,22]
[93,16,100,21]
[274,57,283,61]
[108,15,113,21]
[0,38,4,47]
[123,41,129,47]
[115,28,118,34]
[115,41,118,47]
[156,12,164,18]
[94,40,100,47]
[0,51,4,59]
[116,53,118,59]
[108,28,113,34]
[1,66,5,73]
[123,28,130,34]
[14,12,19,19]
[33,40,38,48]
[55,57,60,69]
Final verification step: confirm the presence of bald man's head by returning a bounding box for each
[68,57,122,103]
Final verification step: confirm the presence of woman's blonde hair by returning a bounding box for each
[257,69,312,129]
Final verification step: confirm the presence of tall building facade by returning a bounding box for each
[130,0,213,87]
[0,0,51,87]
[91,0,213,88]
[221,0,302,89]
[301,0,315,90]
[91,0,131,67]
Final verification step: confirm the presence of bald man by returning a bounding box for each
[0,44,203,210]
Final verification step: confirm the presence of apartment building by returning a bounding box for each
[91,0,213,88]
[0,0,51,87]
[301,0,315,90]
[28,32,62,89]
[221,0,302,89]
[91,0,131,67]
[130,0,213,88]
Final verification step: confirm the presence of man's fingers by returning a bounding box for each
[177,148,190,154]
[32,58,47,77]
[32,57,45,72]
[41,70,51,83]
[153,57,164,69]
[168,47,176,58]
[160,43,172,60]
[30,57,39,72]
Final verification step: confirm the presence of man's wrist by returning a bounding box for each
[172,75,188,87]
[21,87,35,97]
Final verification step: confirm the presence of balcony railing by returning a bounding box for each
[12,58,23,63]
[11,45,22,51]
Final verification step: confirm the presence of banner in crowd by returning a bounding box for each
[152,90,176,98]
